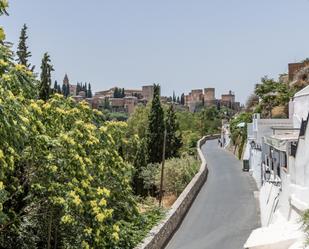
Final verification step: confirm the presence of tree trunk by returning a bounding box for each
[47,211,52,249]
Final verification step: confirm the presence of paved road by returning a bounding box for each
[165,140,259,249]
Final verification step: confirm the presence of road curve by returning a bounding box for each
[165,140,259,249]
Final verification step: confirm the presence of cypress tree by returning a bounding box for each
[146,84,165,163]
[16,24,34,70]
[165,104,183,158]
[172,91,176,103]
[66,84,70,97]
[103,98,110,109]
[62,83,66,96]
[53,80,58,93]
[114,87,119,98]
[180,93,185,105]
[87,83,92,98]
[39,53,54,101]
[76,83,79,94]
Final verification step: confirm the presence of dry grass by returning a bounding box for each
[272,105,287,118]
[162,194,177,208]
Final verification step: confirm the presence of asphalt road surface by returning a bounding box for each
[165,140,259,249]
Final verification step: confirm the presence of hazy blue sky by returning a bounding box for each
[2,0,309,103]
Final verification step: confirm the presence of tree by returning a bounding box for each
[16,24,33,70]
[180,93,185,105]
[127,104,150,138]
[0,0,9,16]
[76,82,80,94]
[245,93,259,112]
[255,76,292,118]
[103,98,110,110]
[39,53,54,101]
[230,112,252,158]
[165,104,182,158]
[57,84,61,94]
[146,84,165,163]
[62,83,67,97]
[87,83,92,98]
[172,91,176,103]
[199,107,220,135]
[53,80,58,94]
[113,87,118,98]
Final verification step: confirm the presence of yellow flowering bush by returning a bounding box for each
[0,3,163,249]
[0,88,141,248]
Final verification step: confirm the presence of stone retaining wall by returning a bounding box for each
[135,135,219,249]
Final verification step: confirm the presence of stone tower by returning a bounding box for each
[204,88,215,106]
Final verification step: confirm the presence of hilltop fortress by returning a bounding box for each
[184,88,240,112]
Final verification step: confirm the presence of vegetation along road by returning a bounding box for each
[165,140,259,249]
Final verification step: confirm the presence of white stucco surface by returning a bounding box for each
[292,85,309,128]
[244,87,309,249]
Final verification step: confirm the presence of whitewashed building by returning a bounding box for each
[290,85,309,128]
[244,86,309,249]
[245,114,292,188]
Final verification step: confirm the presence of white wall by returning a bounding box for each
[251,114,292,145]
[292,94,309,128]
[249,149,262,188]
[259,182,281,226]
[294,120,309,187]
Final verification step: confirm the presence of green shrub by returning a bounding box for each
[141,155,200,197]
[302,209,309,245]
[162,156,200,196]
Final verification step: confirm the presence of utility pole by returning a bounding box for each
[159,129,167,207]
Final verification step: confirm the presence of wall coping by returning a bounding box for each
[135,134,219,249]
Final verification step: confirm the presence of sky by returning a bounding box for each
[2,0,309,103]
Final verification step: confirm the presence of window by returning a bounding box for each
[281,152,287,169]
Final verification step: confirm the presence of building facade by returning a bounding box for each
[244,87,309,248]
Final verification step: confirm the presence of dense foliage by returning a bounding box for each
[176,106,224,155]
[165,105,182,159]
[254,76,293,118]
[0,3,162,248]
[140,155,200,197]
[229,112,252,158]
[302,209,309,245]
